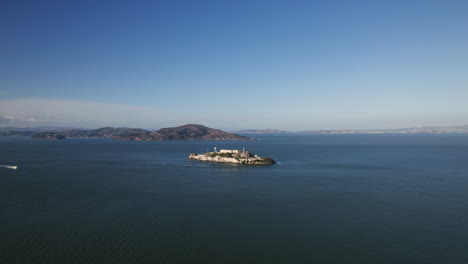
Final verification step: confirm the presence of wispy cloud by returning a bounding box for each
[0,98,186,129]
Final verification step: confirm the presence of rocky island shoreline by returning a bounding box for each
[189,149,276,165]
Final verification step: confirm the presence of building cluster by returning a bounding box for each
[190,147,275,165]
[212,148,255,158]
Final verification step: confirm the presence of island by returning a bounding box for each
[28,124,252,141]
[31,132,66,140]
[189,149,276,165]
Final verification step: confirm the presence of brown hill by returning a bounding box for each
[113,124,252,141]
[157,124,250,140]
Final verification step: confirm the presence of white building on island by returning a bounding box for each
[219,149,240,154]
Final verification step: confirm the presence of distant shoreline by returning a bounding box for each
[234,125,468,134]
[2,124,468,136]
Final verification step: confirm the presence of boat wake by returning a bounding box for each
[0,165,18,170]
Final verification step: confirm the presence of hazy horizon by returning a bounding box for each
[0,110,467,133]
[2,1,467,130]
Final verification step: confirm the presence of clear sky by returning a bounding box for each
[1,0,467,130]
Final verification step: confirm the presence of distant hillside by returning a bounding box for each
[113,124,252,141]
[3,124,468,138]
[26,124,252,141]
[59,127,150,138]
[158,124,251,140]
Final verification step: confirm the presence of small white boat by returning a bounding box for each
[0,165,17,170]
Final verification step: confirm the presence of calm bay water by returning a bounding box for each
[1,134,467,263]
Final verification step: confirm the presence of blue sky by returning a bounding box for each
[1,0,467,130]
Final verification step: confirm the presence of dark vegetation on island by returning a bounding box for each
[21,124,252,141]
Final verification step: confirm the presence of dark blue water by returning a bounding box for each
[1,134,468,263]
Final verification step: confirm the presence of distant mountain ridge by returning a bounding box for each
[153,124,251,141]
[26,124,252,141]
[2,124,468,138]
[58,127,150,138]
